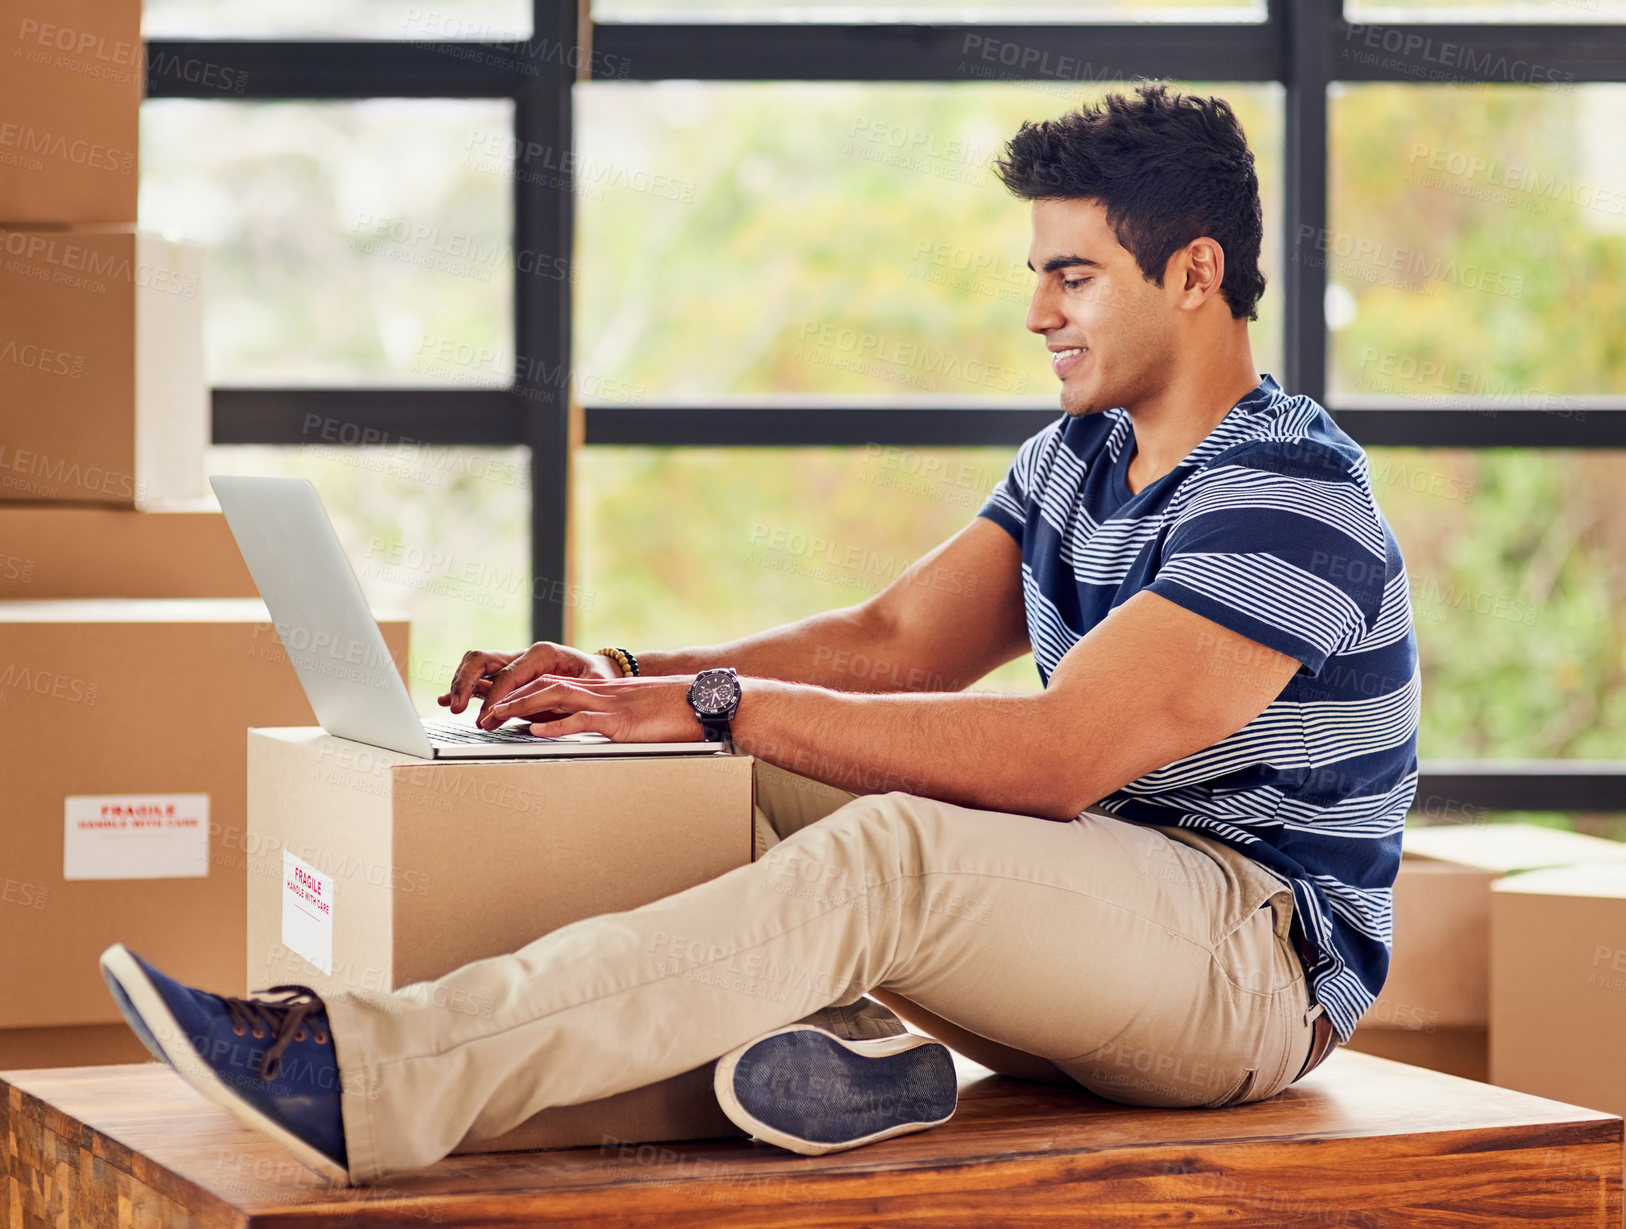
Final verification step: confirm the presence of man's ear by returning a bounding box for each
[1170,237,1227,310]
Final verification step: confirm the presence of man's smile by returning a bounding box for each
[1050,346,1088,378]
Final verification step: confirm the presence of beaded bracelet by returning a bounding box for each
[596,646,640,677]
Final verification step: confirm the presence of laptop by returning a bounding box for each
[210,475,722,760]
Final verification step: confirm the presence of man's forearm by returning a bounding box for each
[730,678,1078,820]
[634,606,967,694]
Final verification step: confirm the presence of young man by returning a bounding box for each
[101,82,1417,1186]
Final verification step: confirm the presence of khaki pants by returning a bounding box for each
[326,761,1319,1183]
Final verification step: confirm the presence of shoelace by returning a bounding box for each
[221,985,329,1080]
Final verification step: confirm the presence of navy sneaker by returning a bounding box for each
[714,1024,958,1156]
[99,943,349,1185]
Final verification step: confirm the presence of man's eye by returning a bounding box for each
[1063,278,1091,289]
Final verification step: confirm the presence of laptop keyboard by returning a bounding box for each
[421,717,562,744]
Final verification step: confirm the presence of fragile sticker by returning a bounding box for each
[63,794,209,880]
[281,850,334,976]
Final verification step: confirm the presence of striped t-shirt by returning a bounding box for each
[978,374,1418,1041]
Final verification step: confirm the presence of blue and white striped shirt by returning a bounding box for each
[978,374,1418,1041]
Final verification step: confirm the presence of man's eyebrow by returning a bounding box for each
[1029,254,1103,274]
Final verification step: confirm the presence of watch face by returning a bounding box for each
[690,670,739,717]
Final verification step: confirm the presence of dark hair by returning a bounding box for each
[994,82,1266,321]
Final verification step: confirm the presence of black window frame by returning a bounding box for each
[147,0,1626,812]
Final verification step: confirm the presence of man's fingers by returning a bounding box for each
[443,680,495,707]
[442,651,507,713]
[485,676,581,723]
[480,667,579,728]
[486,707,571,728]
[528,711,610,739]
[477,659,547,725]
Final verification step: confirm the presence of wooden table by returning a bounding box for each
[4,1049,1620,1227]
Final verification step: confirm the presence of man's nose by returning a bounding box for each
[1025,286,1062,335]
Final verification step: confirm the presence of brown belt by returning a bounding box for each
[1295,1009,1337,1081]
[1289,917,1337,1081]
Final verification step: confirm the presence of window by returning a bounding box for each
[1372,449,1626,759]
[142,0,531,40]
[206,445,531,710]
[140,100,513,387]
[1345,1,1626,24]
[575,82,1282,404]
[574,446,1039,692]
[143,0,1626,811]
[1328,84,1626,405]
[595,0,1264,22]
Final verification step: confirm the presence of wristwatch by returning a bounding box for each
[686,667,741,744]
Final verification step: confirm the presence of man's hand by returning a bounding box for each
[479,675,706,743]
[437,642,622,729]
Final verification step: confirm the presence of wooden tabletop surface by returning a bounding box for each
[5,1048,1621,1227]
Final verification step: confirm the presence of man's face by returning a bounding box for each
[1025,197,1177,417]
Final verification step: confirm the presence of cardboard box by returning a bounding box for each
[0,1023,153,1071]
[1360,823,1626,1033]
[0,227,206,505]
[0,503,257,598]
[1344,1026,1489,1083]
[1367,860,1501,1031]
[1491,863,1626,1119]
[0,0,141,223]
[0,600,409,1029]
[1403,822,1626,874]
[246,728,755,1151]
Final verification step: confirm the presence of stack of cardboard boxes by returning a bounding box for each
[0,0,203,509]
[0,3,411,1070]
[1347,822,1626,1093]
[0,2,760,1160]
